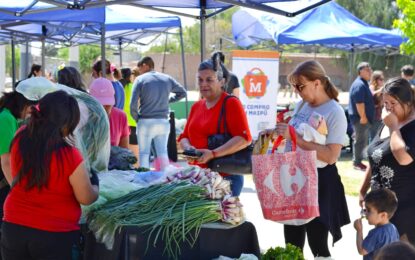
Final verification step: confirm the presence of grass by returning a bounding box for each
[337,150,366,197]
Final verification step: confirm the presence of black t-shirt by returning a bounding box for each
[224,72,240,94]
[368,120,415,207]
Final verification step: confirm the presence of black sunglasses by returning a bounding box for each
[291,83,306,92]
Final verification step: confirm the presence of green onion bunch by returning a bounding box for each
[87,181,222,259]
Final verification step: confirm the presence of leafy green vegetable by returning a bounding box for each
[261,243,305,260]
[109,146,137,170]
[134,167,151,172]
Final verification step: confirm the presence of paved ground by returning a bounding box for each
[239,176,369,260]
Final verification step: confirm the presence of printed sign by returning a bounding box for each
[232,50,280,139]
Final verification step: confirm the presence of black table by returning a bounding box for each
[83,221,260,260]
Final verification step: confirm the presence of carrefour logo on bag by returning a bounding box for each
[242,67,269,98]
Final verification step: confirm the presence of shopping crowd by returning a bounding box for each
[0,54,415,260]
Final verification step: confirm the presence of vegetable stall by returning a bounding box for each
[14,79,260,260]
[82,166,261,260]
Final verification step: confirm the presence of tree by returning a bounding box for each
[79,45,102,73]
[336,0,399,29]
[44,43,59,57]
[6,45,20,78]
[394,0,415,54]
[147,7,240,55]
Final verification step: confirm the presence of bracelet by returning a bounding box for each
[211,150,217,158]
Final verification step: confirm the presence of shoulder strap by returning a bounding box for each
[216,95,237,134]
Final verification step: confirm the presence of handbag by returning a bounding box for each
[207,95,253,175]
[251,126,319,225]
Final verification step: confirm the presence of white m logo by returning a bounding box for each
[249,78,262,92]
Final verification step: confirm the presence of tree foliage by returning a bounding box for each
[6,45,20,77]
[147,7,240,55]
[393,0,415,54]
[336,0,399,29]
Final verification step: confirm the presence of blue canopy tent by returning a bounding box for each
[232,1,405,51]
[0,0,333,60]
[232,1,406,86]
[0,4,187,114]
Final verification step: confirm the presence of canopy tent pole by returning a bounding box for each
[100,23,106,77]
[41,25,47,76]
[41,40,45,77]
[348,49,355,89]
[200,0,207,62]
[11,37,16,89]
[25,40,30,77]
[162,33,168,73]
[118,38,122,68]
[179,26,189,118]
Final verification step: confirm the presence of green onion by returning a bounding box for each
[87,181,222,259]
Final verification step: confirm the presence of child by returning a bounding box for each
[354,188,400,260]
[375,241,415,260]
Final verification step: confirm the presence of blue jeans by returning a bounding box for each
[136,118,170,170]
[224,175,244,196]
[352,122,370,164]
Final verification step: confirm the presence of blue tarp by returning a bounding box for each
[232,1,405,51]
[0,0,332,19]
[0,5,181,45]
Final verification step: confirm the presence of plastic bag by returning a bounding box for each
[16,78,110,172]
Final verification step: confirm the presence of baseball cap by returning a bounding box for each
[89,78,115,106]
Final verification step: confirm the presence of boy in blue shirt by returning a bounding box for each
[354,188,400,260]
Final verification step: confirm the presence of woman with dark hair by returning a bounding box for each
[272,60,350,257]
[27,64,42,78]
[360,77,415,246]
[369,70,385,142]
[178,55,251,196]
[0,91,35,229]
[1,91,99,260]
[119,68,132,87]
[92,60,125,109]
[57,66,86,92]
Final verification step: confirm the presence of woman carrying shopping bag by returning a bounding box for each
[273,60,350,257]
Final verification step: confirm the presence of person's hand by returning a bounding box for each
[196,149,214,164]
[354,218,363,232]
[259,128,276,137]
[275,123,291,140]
[360,116,368,125]
[382,110,399,130]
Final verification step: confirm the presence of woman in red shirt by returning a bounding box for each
[179,55,252,196]
[2,91,99,260]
